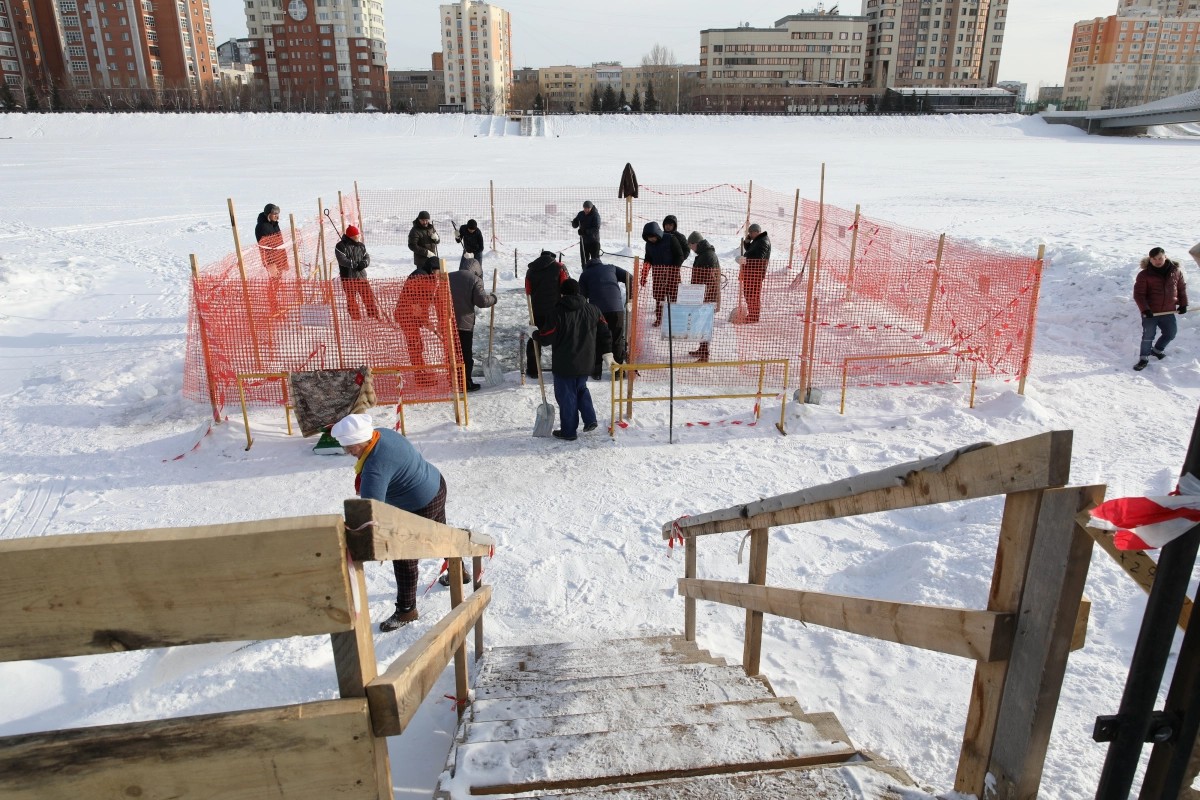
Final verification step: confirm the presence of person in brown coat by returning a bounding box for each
[1133,247,1188,371]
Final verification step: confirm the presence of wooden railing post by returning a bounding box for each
[742,528,769,676]
[448,559,470,717]
[473,555,484,661]
[684,536,697,641]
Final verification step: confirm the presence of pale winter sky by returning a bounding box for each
[210,0,1118,96]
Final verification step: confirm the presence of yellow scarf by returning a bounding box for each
[353,431,381,492]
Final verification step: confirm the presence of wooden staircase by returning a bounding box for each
[435,636,921,799]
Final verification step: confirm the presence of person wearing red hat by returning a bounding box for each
[335,224,380,320]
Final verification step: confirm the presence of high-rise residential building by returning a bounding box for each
[4,0,220,106]
[1,0,51,97]
[696,11,875,112]
[244,0,388,110]
[862,0,1008,90]
[1063,0,1200,110]
[439,1,511,113]
[217,36,251,65]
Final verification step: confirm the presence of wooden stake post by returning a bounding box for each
[227,199,263,370]
[440,259,465,426]
[289,213,302,281]
[845,204,861,299]
[787,188,800,271]
[625,258,641,418]
[1017,244,1045,396]
[816,164,825,270]
[924,233,946,333]
[337,190,347,235]
[473,555,485,661]
[741,180,753,255]
[189,254,223,424]
[742,528,769,677]
[354,181,365,245]
[448,559,470,717]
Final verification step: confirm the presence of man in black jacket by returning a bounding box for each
[455,219,486,270]
[448,258,498,391]
[572,201,602,263]
[524,250,569,378]
[687,231,721,361]
[578,255,631,365]
[531,279,613,441]
[255,203,286,312]
[334,225,380,320]
[737,224,772,323]
[641,221,685,327]
[662,215,689,265]
[408,211,440,274]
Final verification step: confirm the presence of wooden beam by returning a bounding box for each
[0,516,354,663]
[0,699,382,799]
[955,489,1045,796]
[344,498,494,561]
[679,579,1015,662]
[449,559,470,718]
[1084,524,1193,632]
[366,586,492,737]
[684,537,698,642]
[986,485,1105,800]
[742,529,769,677]
[662,432,1073,538]
[1072,596,1091,652]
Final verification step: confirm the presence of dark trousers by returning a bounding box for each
[604,310,625,364]
[342,278,380,320]
[457,329,475,382]
[392,477,468,610]
[582,239,600,262]
[741,267,766,323]
[553,374,596,438]
[1141,314,1178,358]
[527,314,547,377]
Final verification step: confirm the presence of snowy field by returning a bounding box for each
[1,112,1199,798]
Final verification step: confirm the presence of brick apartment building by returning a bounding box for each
[1063,0,1200,110]
[1,0,219,107]
[439,0,511,113]
[389,51,444,112]
[863,0,1008,89]
[243,0,388,110]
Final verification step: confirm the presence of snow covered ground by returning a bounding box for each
[1,112,1199,798]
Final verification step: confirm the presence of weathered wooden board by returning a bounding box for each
[0,699,383,799]
[344,498,494,561]
[0,515,354,662]
[679,579,1015,662]
[366,585,491,736]
[662,431,1072,538]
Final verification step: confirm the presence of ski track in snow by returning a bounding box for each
[0,112,1198,797]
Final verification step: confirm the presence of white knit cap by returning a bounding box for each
[331,414,374,446]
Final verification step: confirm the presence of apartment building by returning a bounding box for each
[439,1,511,113]
[697,11,874,111]
[862,0,1008,90]
[217,35,250,65]
[535,63,653,111]
[1063,0,1200,110]
[244,0,387,110]
[389,52,444,111]
[2,0,219,105]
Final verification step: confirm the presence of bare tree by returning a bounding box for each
[640,43,676,109]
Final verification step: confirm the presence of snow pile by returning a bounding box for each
[1,113,1198,798]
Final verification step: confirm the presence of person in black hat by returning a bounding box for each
[736,223,772,324]
[408,210,440,275]
[572,201,602,262]
[254,203,285,313]
[455,219,486,270]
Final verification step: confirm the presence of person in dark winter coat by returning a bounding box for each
[408,211,440,274]
[1133,247,1188,370]
[736,224,772,323]
[641,221,685,327]
[531,279,613,441]
[448,257,498,391]
[578,255,632,364]
[334,225,380,320]
[524,250,569,378]
[572,201,602,261]
[455,219,486,269]
[687,231,721,362]
[255,204,286,311]
[662,215,689,265]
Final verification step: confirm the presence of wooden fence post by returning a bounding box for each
[490,180,498,252]
[473,555,484,661]
[189,255,223,424]
[318,198,328,280]
[741,180,754,255]
[1017,245,1045,396]
[337,190,347,235]
[354,180,365,245]
[985,484,1105,800]
[448,558,470,718]
[845,204,861,300]
[816,163,825,269]
[924,233,945,333]
[626,258,641,418]
[742,528,769,676]
[226,199,263,371]
[685,536,697,642]
[440,259,463,425]
[787,188,800,271]
[289,213,302,281]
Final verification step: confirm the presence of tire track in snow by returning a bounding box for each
[0,480,68,540]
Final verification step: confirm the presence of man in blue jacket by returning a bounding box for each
[578,255,631,365]
[331,414,468,632]
[531,280,613,441]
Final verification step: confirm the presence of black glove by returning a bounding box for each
[1143,309,1155,318]
[1181,306,1189,315]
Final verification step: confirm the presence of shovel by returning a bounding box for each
[526,295,555,438]
[482,269,504,387]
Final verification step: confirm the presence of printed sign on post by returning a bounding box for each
[675,285,706,305]
[663,302,715,343]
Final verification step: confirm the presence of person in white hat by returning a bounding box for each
[331,414,468,631]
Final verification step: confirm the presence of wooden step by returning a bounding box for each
[471,674,776,724]
[485,636,683,662]
[447,714,858,796]
[464,697,804,744]
[474,664,752,702]
[483,647,727,683]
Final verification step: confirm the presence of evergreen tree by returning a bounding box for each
[0,83,15,111]
[618,88,627,111]
[921,91,933,114]
[865,93,877,114]
[533,92,544,110]
[25,85,40,111]
[644,81,658,112]
[590,86,602,113]
[50,84,64,111]
[601,85,618,112]
[630,89,642,112]
[903,91,919,114]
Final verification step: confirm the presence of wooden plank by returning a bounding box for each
[661,431,1073,538]
[684,537,697,642]
[742,529,769,677]
[1084,524,1193,632]
[0,699,382,799]
[0,516,353,663]
[1072,596,1091,652]
[344,498,494,561]
[986,485,1105,800]
[473,555,485,662]
[955,488,1045,796]
[366,585,491,737]
[449,559,470,718]
[679,579,1015,662]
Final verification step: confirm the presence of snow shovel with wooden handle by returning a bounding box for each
[483,268,504,387]
[526,294,555,438]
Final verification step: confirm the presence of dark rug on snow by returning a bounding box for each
[288,367,376,437]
